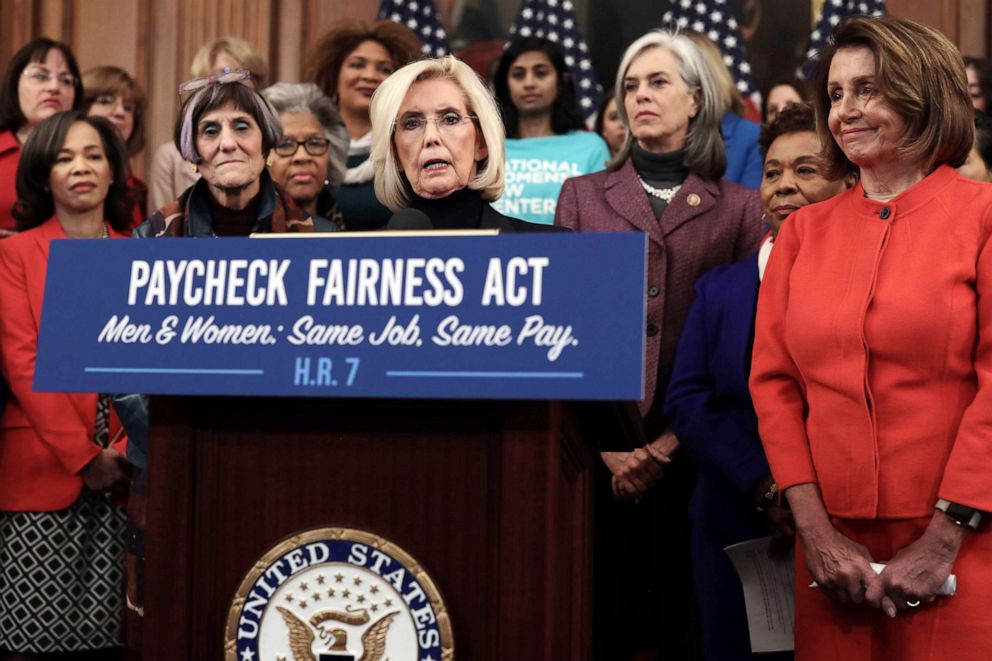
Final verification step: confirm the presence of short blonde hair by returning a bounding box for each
[190,36,268,87]
[370,55,505,211]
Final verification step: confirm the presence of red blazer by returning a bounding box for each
[751,166,992,518]
[0,217,127,511]
[555,158,762,419]
[0,130,20,236]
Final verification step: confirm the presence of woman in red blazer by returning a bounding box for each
[751,16,992,658]
[0,111,132,659]
[554,30,762,659]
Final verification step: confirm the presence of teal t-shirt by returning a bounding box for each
[493,131,611,225]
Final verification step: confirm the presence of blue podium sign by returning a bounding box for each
[35,233,645,400]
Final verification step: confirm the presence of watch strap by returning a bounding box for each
[936,498,984,530]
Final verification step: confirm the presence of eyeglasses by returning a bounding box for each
[394,112,478,137]
[22,68,76,88]
[273,137,331,157]
[177,68,253,101]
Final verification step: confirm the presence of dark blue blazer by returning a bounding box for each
[664,253,770,539]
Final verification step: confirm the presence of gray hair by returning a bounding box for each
[610,30,727,181]
[369,55,505,212]
[174,81,283,163]
[261,82,349,188]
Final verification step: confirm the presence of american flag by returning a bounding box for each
[378,0,452,58]
[507,0,602,121]
[662,0,759,98]
[803,0,887,78]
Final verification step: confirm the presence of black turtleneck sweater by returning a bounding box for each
[207,189,263,236]
[408,187,485,229]
[631,144,689,219]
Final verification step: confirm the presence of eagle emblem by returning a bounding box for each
[277,606,398,661]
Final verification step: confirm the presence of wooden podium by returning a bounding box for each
[140,395,641,660]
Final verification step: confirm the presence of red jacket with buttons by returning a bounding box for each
[0,217,127,510]
[750,166,992,518]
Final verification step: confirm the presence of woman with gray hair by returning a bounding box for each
[262,82,348,230]
[369,55,559,232]
[135,76,314,237]
[553,29,762,658]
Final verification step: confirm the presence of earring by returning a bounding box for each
[190,163,198,175]
[324,179,330,186]
[266,155,273,167]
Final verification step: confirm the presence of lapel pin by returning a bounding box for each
[687,193,701,207]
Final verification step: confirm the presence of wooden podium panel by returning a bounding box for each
[142,396,599,659]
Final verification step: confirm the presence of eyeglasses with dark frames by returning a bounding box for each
[272,137,331,157]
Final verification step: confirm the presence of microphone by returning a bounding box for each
[385,208,433,231]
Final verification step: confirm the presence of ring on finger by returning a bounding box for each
[906,600,921,608]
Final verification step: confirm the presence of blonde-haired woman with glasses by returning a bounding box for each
[369,55,561,233]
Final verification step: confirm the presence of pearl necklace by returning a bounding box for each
[637,176,682,203]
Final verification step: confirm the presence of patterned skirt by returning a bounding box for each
[0,489,126,653]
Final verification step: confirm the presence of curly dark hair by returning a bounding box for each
[13,111,132,232]
[307,20,422,102]
[0,38,83,133]
[758,102,816,160]
[493,37,586,138]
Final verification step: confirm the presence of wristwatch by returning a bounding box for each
[935,499,984,530]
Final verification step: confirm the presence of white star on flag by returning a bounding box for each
[802,0,886,78]
[377,0,451,58]
[663,1,760,100]
[507,0,603,121]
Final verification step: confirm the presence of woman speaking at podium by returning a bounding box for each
[0,111,132,657]
[368,55,558,233]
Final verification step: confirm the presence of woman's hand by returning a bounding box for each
[601,451,637,502]
[866,511,964,617]
[80,448,132,498]
[599,430,677,503]
[787,483,879,604]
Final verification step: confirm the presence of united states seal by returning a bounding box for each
[224,527,453,660]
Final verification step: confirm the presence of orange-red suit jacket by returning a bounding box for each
[0,217,127,511]
[751,166,992,519]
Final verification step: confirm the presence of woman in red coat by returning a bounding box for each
[0,111,132,659]
[750,16,992,659]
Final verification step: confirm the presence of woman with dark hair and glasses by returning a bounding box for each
[0,38,83,236]
[491,37,610,225]
[0,110,132,659]
[262,82,348,230]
